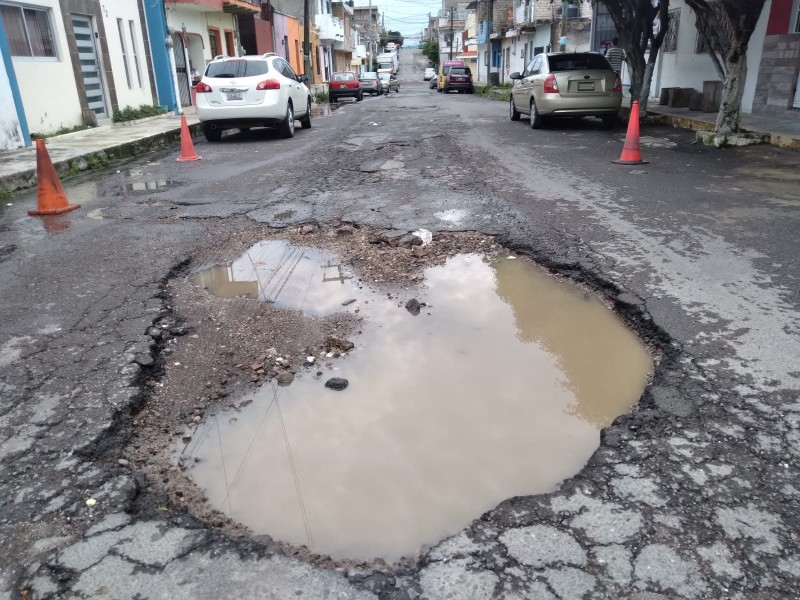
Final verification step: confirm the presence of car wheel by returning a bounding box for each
[530,98,544,129]
[330,95,337,103]
[280,103,295,139]
[357,92,363,102]
[509,96,521,121]
[300,99,312,129]
[203,125,222,142]
[395,86,399,93]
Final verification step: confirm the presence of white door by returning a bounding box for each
[72,14,108,118]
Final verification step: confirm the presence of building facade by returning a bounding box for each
[0,0,157,134]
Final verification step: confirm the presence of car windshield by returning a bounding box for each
[547,54,611,72]
[378,74,390,81]
[205,60,269,78]
[332,72,356,81]
[360,73,377,79]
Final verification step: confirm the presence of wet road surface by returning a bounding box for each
[0,48,799,599]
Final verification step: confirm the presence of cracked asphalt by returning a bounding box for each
[1,48,799,599]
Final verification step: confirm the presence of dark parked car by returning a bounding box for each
[444,67,474,94]
[359,72,383,95]
[329,71,363,102]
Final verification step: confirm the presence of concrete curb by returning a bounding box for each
[0,122,203,193]
[622,105,800,150]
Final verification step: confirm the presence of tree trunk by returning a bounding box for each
[627,48,646,106]
[639,62,655,110]
[715,41,748,133]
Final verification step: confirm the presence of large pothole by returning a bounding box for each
[174,233,653,562]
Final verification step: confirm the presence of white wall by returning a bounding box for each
[652,0,770,114]
[165,6,238,73]
[654,5,720,94]
[101,0,153,110]
[0,49,25,150]
[11,0,83,132]
[742,0,771,113]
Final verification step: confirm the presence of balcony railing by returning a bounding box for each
[316,14,345,42]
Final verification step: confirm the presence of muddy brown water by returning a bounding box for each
[186,241,652,561]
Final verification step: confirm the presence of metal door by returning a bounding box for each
[71,15,107,118]
[172,34,192,107]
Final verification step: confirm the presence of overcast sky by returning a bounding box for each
[354,0,443,39]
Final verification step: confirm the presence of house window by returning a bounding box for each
[116,18,132,88]
[208,28,220,58]
[0,3,56,58]
[128,21,142,88]
[662,9,680,53]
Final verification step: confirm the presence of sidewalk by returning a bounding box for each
[633,100,800,149]
[0,111,201,193]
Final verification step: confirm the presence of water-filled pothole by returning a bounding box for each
[185,240,652,561]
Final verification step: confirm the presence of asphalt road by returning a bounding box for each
[0,48,798,599]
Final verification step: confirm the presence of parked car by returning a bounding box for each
[437,59,465,92]
[378,72,400,94]
[329,71,363,102]
[509,52,622,129]
[429,75,438,89]
[359,72,383,95]
[196,53,312,141]
[444,66,474,93]
[424,67,436,81]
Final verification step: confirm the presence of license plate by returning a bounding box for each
[578,82,595,91]
[226,93,243,101]
[339,84,346,89]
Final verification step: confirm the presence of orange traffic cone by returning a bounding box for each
[28,139,81,216]
[613,101,648,165]
[176,115,200,162]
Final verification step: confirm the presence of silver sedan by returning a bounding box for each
[509,52,622,129]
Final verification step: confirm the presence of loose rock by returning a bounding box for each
[325,336,355,353]
[325,377,349,391]
[405,299,421,316]
[276,371,295,386]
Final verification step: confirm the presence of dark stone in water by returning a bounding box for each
[405,299,421,316]
[325,336,355,352]
[325,377,349,391]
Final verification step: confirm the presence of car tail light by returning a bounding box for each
[256,79,281,90]
[195,82,212,93]
[543,74,559,94]
[612,74,622,92]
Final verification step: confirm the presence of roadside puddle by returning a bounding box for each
[185,241,652,561]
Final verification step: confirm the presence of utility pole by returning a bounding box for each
[303,0,312,78]
[561,0,568,53]
[448,6,454,60]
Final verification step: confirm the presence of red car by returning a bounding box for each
[329,71,363,102]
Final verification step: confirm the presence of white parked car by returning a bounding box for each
[424,67,436,81]
[195,54,312,141]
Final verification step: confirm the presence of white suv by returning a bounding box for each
[195,54,312,141]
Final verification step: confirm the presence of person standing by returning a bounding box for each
[605,38,626,76]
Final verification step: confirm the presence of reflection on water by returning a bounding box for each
[185,242,652,561]
[190,240,360,314]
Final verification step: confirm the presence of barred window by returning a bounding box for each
[0,3,56,58]
[662,9,681,53]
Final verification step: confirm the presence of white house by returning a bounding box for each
[0,0,156,135]
[101,0,155,112]
[1,0,83,132]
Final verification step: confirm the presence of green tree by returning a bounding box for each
[422,40,440,69]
